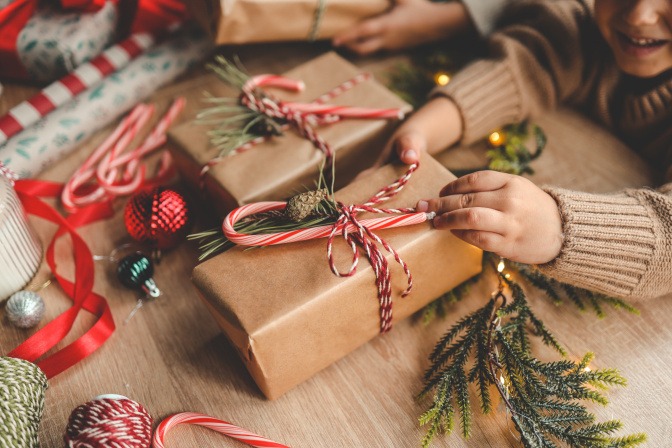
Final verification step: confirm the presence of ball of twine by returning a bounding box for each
[0,356,48,448]
[64,395,153,447]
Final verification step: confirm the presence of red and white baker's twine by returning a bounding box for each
[153,412,289,448]
[0,161,18,185]
[203,72,404,174]
[0,32,155,146]
[65,397,153,447]
[61,98,185,212]
[224,163,434,333]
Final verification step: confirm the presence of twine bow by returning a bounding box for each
[223,163,434,333]
[204,72,404,173]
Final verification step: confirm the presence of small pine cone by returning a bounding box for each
[285,189,328,222]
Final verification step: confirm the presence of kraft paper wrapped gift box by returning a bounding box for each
[192,154,483,399]
[168,51,411,217]
[187,0,389,44]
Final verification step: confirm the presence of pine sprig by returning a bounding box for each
[199,56,287,157]
[419,261,646,447]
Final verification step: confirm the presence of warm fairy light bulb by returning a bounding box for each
[504,273,511,279]
[497,259,506,273]
[488,130,505,147]
[583,366,591,372]
[434,72,451,86]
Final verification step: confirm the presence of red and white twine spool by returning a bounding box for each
[153,412,289,448]
[64,396,153,448]
[223,163,433,332]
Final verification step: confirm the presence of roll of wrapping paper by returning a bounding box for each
[0,28,212,178]
[0,175,42,301]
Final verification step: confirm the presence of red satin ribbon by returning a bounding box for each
[8,180,116,379]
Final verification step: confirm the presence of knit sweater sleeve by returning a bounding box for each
[434,0,593,144]
[537,184,672,300]
[461,0,512,36]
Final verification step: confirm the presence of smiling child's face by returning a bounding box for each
[595,0,672,78]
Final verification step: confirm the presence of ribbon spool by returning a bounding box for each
[64,395,153,447]
[0,174,42,301]
[0,357,48,448]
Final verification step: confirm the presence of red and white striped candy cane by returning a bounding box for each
[61,98,185,212]
[0,32,156,146]
[203,72,404,175]
[223,163,434,332]
[153,412,290,448]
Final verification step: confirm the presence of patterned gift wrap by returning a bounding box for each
[5,0,118,82]
[0,28,212,178]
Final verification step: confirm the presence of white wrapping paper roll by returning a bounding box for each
[0,176,42,301]
[0,28,211,178]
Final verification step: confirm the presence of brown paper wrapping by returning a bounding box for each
[192,154,483,399]
[187,0,390,44]
[168,52,411,216]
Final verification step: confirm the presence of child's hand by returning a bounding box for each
[332,0,469,55]
[376,97,463,166]
[417,171,564,264]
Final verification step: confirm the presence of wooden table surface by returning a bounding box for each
[1,43,670,448]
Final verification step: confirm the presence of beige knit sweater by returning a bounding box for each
[436,0,672,300]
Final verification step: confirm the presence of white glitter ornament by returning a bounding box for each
[6,290,45,328]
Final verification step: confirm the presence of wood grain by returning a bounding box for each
[1,45,667,447]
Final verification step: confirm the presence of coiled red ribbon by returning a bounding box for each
[224,163,433,333]
[3,167,115,379]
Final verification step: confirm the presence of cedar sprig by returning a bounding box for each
[419,260,646,447]
[198,56,286,157]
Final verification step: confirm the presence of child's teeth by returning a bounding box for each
[629,36,659,45]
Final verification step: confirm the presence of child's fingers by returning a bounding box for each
[439,171,513,196]
[346,36,386,56]
[433,207,507,234]
[332,18,383,47]
[417,191,504,214]
[394,131,425,164]
[450,229,505,252]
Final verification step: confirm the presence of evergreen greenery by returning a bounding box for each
[198,56,287,157]
[419,255,646,447]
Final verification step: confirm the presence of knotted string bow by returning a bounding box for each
[223,163,434,333]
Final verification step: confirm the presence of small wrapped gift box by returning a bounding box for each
[0,1,118,82]
[187,0,389,44]
[192,154,483,399]
[168,51,411,217]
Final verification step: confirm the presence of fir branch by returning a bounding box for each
[199,56,288,157]
[419,261,645,447]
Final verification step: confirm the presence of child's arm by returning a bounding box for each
[419,172,672,301]
[332,0,512,55]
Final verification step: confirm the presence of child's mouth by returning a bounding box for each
[616,31,670,57]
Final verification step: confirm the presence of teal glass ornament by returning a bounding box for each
[116,253,160,298]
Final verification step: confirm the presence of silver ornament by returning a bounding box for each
[6,290,45,328]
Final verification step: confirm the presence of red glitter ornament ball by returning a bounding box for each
[124,187,192,250]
